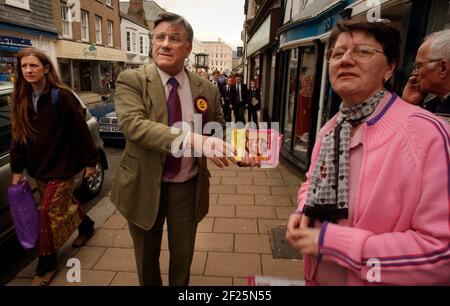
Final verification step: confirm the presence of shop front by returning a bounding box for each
[0,24,57,83]
[55,40,126,94]
[276,0,450,171]
[276,0,348,170]
[245,6,282,122]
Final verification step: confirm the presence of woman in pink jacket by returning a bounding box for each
[285,20,450,285]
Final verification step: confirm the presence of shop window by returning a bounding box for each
[59,59,72,88]
[293,46,316,160]
[72,62,80,92]
[283,48,298,149]
[0,59,15,82]
[100,62,112,94]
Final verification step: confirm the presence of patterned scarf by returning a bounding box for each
[303,89,386,223]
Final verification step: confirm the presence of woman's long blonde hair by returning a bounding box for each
[12,47,71,144]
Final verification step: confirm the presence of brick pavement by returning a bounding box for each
[9,159,305,286]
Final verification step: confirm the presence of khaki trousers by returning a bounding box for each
[128,176,198,286]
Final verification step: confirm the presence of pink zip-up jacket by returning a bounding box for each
[297,93,450,285]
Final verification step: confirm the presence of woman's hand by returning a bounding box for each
[84,166,97,177]
[286,213,320,256]
[11,173,24,185]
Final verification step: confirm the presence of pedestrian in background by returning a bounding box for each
[402,29,450,115]
[222,74,236,122]
[247,79,261,127]
[111,12,241,286]
[234,74,248,123]
[286,21,449,285]
[10,47,98,286]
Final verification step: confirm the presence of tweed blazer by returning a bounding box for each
[110,64,225,230]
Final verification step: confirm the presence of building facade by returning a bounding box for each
[202,39,233,74]
[0,0,57,82]
[187,37,205,73]
[243,0,283,123]
[53,0,125,94]
[271,0,450,171]
[120,11,150,69]
[119,0,165,32]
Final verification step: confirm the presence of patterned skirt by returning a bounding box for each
[36,178,84,255]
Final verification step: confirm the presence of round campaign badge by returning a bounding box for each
[194,96,209,113]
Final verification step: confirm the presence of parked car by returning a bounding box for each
[89,90,124,145]
[0,82,109,244]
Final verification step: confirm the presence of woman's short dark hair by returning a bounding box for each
[328,20,401,66]
[154,12,193,44]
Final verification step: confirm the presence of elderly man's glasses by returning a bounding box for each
[153,33,187,46]
[327,45,384,62]
[411,58,442,71]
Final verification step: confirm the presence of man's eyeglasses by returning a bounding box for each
[327,45,384,62]
[152,33,188,46]
[411,58,442,71]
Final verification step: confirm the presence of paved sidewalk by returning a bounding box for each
[9,159,305,286]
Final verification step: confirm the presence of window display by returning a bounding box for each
[283,49,298,148]
[293,46,316,160]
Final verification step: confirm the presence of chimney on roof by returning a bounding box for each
[128,0,145,23]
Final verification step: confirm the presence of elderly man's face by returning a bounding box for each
[152,21,192,75]
[415,39,445,95]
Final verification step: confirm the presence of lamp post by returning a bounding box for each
[194,53,209,77]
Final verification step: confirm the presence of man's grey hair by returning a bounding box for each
[425,29,450,61]
[154,12,193,44]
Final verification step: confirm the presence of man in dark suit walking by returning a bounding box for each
[234,74,248,123]
[248,79,261,128]
[222,75,236,122]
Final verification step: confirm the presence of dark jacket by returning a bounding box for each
[10,88,98,181]
[424,94,450,115]
[248,87,261,111]
[235,82,249,107]
[222,83,237,109]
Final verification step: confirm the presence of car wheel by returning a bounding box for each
[80,162,104,198]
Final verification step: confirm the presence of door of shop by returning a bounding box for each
[79,61,92,91]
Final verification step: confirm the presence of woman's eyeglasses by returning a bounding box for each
[327,45,384,62]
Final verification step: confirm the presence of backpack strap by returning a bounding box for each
[50,87,60,111]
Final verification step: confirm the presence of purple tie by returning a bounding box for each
[163,77,182,179]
